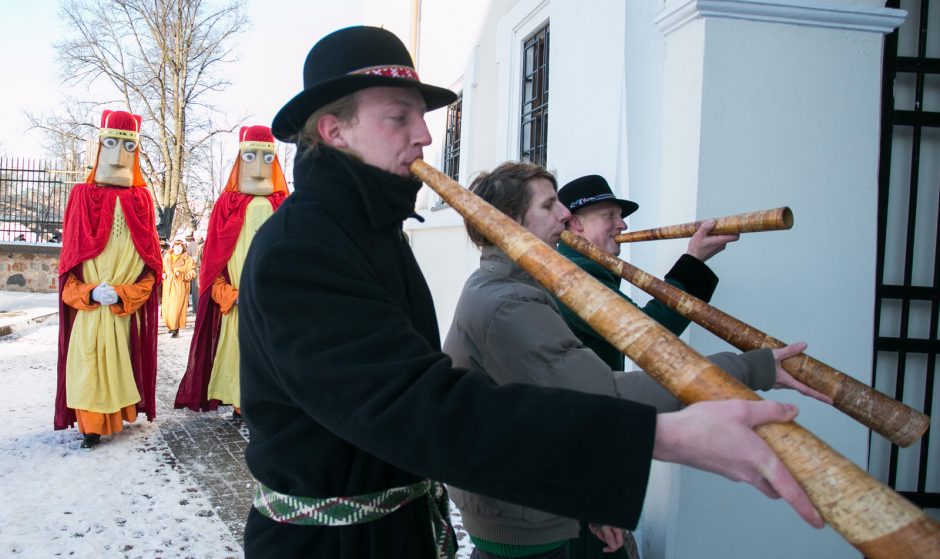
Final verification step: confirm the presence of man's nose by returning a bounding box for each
[558,205,571,224]
[414,119,432,147]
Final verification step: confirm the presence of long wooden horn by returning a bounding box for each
[411,159,940,559]
[614,207,793,243]
[561,230,929,448]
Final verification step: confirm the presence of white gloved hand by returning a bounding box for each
[91,282,119,306]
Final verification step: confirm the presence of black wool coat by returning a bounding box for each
[239,147,659,558]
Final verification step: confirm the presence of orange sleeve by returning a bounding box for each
[161,253,171,281]
[62,273,98,311]
[111,271,156,317]
[181,256,197,282]
[211,274,238,314]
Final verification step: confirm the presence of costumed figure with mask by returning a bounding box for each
[55,110,162,449]
[175,126,288,416]
[162,238,197,337]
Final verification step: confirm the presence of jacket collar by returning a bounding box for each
[294,146,424,231]
[558,241,619,283]
[479,245,533,281]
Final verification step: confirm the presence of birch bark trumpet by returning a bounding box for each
[614,207,792,243]
[411,159,940,559]
[561,230,929,448]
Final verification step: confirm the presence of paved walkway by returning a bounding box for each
[160,408,252,542]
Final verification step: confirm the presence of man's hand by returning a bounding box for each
[771,342,833,404]
[91,282,119,306]
[686,219,739,262]
[653,400,825,529]
[588,524,625,553]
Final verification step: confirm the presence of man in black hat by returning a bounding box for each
[557,175,738,371]
[238,26,822,558]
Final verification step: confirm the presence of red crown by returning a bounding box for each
[239,125,275,143]
[100,110,142,132]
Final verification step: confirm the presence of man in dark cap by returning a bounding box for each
[557,175,738,371]
[239,26,822,558]
[557,176,739,559]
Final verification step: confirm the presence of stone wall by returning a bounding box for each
[1,243,60,293]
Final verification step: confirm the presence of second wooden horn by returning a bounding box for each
[614,207,793,243]
[411,159,940,559]
[561,230,929,448]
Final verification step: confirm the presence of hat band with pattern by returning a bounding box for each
[349,65,420,81]
[569,193,617,211]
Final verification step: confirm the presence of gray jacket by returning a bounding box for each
[442,246,776,545]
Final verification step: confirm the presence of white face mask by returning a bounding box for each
[173,245,183,255]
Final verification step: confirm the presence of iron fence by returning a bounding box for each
[0,157,81,243]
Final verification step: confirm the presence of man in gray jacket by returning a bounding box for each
[442,162,830,559]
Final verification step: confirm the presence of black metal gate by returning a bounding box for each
[870,0,939,519]
[0,157,78,243]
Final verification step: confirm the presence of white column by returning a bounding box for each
[640,1,905,558]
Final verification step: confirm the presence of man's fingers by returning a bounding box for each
[752,476,781,500]
[760,458,825,529]
[791,380,834,404]
[742,400,799,428]
[772,341,808,361]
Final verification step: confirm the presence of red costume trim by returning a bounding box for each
[175,190,286,412]
[55,183,163,430]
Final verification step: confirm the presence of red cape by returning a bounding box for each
[55,183,163,430]
[175,190,286,412]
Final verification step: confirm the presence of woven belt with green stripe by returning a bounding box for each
[254,478,455,558]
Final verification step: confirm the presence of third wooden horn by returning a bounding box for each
[411,159,940,558]
[614,207,793,243]
[562,230,929,448]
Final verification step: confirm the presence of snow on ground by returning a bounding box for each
[0,316,241,558]
[0,293,475,558]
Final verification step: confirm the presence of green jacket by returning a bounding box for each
[556,243,718,370]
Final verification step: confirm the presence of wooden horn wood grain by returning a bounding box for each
[561,230,930,448]
[614,207,793,243]
[411,159,940,559]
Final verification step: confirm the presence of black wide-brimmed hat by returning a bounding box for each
[558,175,639,218]
[271,26,458,142]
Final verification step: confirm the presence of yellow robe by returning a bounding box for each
[161,251,196,330]
[65,200,145,416]
[207,197,273,406]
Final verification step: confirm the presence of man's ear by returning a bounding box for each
[566,214,583,233]
[317,115,349,149]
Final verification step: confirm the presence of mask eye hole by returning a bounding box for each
[263,153,275,164]
[241,151,256,163]
[123,140,137,152]
[102,138,118,149]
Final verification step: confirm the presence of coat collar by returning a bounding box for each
[294,146,424,231]
[479,245,533,281]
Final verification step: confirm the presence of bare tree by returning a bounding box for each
[26,98,101,172]
[57,0,247,237]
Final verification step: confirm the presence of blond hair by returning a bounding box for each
[296,93,362,157]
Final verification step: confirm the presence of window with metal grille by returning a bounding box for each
[520,23,549,167]
[870,0,939,517]
[442,93,462,181]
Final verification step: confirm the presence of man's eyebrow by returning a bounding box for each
[385,98,427,112]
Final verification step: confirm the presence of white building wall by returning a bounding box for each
[653,2,902,556]
[408,1,906,557]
